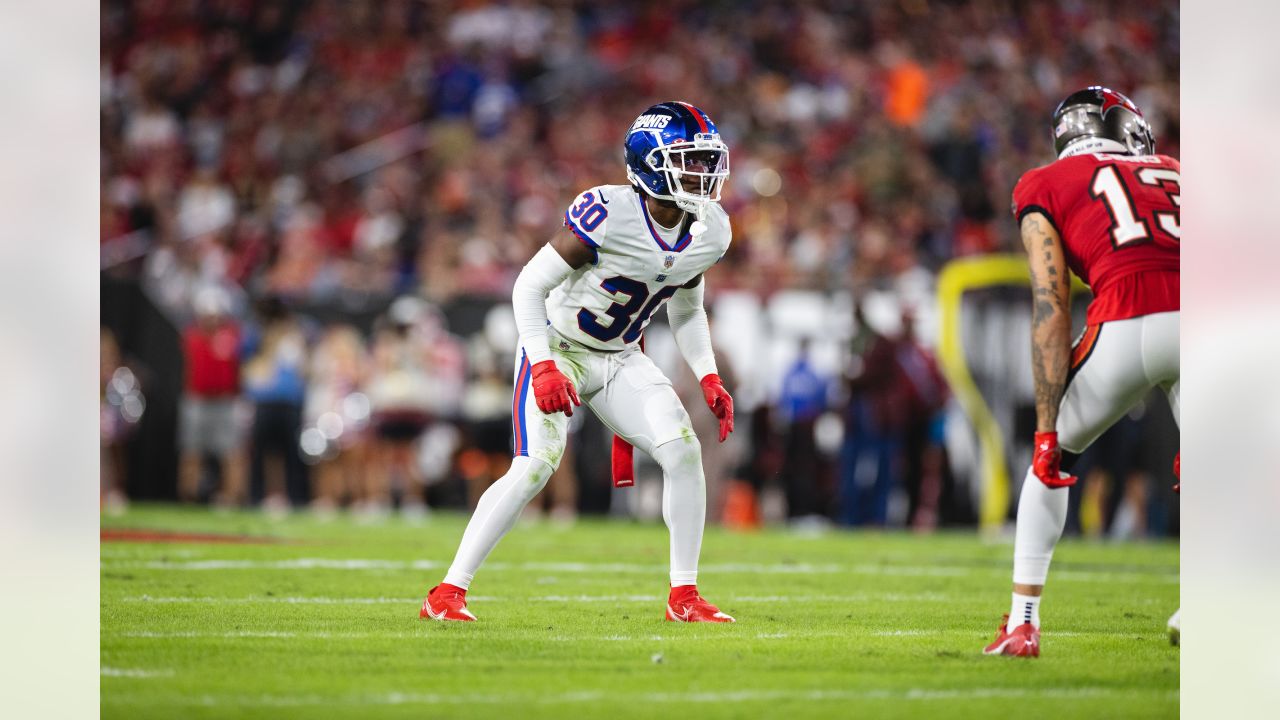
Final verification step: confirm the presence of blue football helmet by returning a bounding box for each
[624,101,729,214]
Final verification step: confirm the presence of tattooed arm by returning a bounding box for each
[1021,212,1072,433]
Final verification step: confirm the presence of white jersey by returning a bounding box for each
[547,184,731,352]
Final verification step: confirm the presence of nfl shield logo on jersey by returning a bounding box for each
[657,254,676,281]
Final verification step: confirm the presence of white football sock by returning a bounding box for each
[654,438,705,587]
[1010,592,1041,628]
[442,456,554,590]
[1011,466,1069,587]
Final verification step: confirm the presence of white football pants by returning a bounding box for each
[1014,311,1179,586]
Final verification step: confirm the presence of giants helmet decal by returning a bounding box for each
[624,101,730,215]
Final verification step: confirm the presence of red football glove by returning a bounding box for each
[1032,431,1077,488]
[1173,453,1180,494]
[699,373,734,442]
[530,360,580,416]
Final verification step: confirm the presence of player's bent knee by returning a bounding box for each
[525,443,568,475]
[523,456,556,484]
[652,433,703,474]
[506,455,556,499]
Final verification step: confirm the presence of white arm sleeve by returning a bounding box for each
[512,244,575,365]
[666,279,719,380]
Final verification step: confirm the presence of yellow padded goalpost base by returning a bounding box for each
[935,254,1088,533]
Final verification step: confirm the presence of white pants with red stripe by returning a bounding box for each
[511,329,698,467]
[1013,310,1179,587]
[442,329,705,590]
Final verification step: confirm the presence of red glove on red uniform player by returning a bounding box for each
[530,360,580,416]
[699,373,734,442]
[1032,431,1077,488]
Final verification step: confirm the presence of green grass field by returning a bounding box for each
[101,505,1178,719]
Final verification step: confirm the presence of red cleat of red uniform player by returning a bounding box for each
[421,583,477,622]
[666,585,735,623]
[983,614,1040,658]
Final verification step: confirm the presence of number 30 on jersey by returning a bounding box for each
[570,192,608,231]
[577,276,678,343]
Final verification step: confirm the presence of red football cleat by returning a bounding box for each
[666,585,735,623]
[983,614,1040,657]
[421,583,476,622]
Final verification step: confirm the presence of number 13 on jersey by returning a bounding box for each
[1090,164,1181,246]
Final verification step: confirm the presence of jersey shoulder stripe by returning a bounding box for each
[562,210,600,265]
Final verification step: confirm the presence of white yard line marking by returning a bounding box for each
[555,631,845,642]
[729,593,950,602]
[101,667,175,678]
[867,629,1164,638]
[1054,570,1179,583]
[102,557,1178,582]
[129,559,425,570]
[110,686,1178,707]
[115,593,953,605]
[524,594,661,602]
[129,631,297,638]
[112,629,840,642]
[108,559,844,572]
[848,564,968,577]
[118,631,417,639]
[117,595,426,604]
[110,627,1160,642]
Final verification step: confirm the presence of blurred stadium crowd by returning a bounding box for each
[100,0,1179,535]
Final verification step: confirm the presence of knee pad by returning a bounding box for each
[652,435,703,475]
[510,455,555,499]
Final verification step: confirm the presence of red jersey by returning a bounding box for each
[183,322,241,397]
[1012,152,1180,325]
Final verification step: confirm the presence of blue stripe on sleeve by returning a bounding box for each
[563,211,600,263]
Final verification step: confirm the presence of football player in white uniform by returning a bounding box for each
[421,102,738,623]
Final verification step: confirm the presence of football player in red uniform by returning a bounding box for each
[983,87,1180,657]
